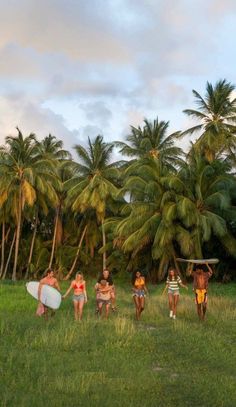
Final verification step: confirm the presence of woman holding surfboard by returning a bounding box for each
[62,272,87,320]
[166,268,188,319]
[37,268,61,319]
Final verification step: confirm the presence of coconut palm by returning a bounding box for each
[164,153,236,258]
[113,157,190,280]
[65,135,121,270]
[28,134,71,273]
[116,117,184,172]
[36,134,71,161]
[182,79,236,162]
[0,129,58,280]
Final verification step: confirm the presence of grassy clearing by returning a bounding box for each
[0,280,236,407]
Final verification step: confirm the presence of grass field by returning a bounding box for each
[0,279,236,407]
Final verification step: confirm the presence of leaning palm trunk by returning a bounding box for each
[2,231,16,280]
[48,205,60,269]
[12,188,23,281]
[101,220,106,270]
[25,210,38,280]
[0,222,5,278]
[173,254,182,278]
[157,256,168,282]
[63,225,87,280]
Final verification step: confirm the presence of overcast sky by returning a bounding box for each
[0,0,236,153]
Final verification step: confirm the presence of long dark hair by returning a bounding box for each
[131,270,143,285]
[168,268,179,280]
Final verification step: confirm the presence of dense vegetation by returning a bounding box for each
[0,79,236,281]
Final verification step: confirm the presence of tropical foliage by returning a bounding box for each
[0,80,236,281]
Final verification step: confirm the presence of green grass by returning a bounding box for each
[0,280,236,407]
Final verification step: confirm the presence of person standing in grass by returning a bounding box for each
[166,268,188,320]
[190,263,213,321]
[132,271,148,320]
[96,279,112,318]
[62,272,87,321]
[95,269,117,314]
[37,268,61,319]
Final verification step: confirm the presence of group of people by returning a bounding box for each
[37,263,213,322]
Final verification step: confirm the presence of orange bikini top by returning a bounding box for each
[134,277,145,288]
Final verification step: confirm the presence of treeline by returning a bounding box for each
[0,79,236,282]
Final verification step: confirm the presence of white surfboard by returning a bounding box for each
[176,258,219,264]
[26,281,62,310]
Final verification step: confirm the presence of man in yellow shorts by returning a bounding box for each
[190,263,213,321]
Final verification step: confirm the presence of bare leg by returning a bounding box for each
[98,302,103,317]
[105,303,110,318]
[202,303,207,320]
[78,300,85,320]
[140,297,145,316]
[197,304,203,320]
[168,293,173,316]
[111,290,116,310]
[133,295,140,320]
[73,300,79,320]
[173,294,179,317]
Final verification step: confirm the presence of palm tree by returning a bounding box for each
[47,161,73,270]
[182,79,236,162]
[116,117,184,172]
[0,129,58,280]
[36,134,71,161]
[65,135,121,270]
[30,134,71,273]
[114,157,189,280]
[164,153,236,258]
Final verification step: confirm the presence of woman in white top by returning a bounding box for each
[166,268,188,319]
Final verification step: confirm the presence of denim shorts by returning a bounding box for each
[97,299,111,305]
[73,294,85,302]
[168,289,180,296]
[133,289,145,298]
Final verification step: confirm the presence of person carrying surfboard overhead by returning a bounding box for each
[37,268,61,319]
[190,263,213,321]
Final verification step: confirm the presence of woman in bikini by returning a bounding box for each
[132,271,148,320]
[37,268,61,319]
[166,268,188,320]
[63,272,87,320]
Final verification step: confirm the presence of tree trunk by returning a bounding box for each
[157,256,168,282]
[64,225,87,280]
[0,222,5,278]
[2,231,16,280]
[25,210,38,280]
[48,205,60,269]
[101,220,106,270]
[173,253,183,279]
[12,187,23,281]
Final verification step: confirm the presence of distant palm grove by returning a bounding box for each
[0,79,236,282]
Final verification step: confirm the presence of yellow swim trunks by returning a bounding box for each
[195,289,207,304]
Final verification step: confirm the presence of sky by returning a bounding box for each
[0,0,236,154]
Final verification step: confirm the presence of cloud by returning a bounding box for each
[0,0,235,151]
[0,94,80,151]
[80,101,112,128]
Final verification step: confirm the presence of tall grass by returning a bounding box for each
[0,281,236,406]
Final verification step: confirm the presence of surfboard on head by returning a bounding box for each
[176,258,219,264]
[26,281,62,310]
